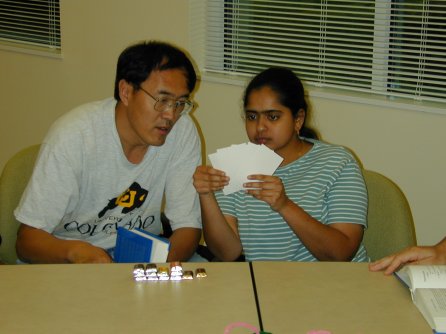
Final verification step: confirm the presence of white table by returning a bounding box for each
[1,261,433,334]
[0,262,259,334]
[252,262,432,334]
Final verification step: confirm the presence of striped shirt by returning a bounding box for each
[215,139,369,262]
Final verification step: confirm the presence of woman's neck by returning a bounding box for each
[279,138,313,167]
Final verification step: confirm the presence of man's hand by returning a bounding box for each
[66,241,113,263]
[167,227,201,262]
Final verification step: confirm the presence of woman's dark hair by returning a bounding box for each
[243,67,318,139]
[114,41,197,101]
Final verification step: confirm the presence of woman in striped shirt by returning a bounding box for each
[193,67,368,262]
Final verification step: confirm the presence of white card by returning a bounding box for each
[208,142,283,195]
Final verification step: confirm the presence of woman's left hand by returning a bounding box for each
[244,174,289,212]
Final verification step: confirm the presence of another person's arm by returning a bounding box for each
[369,237,446,275]
[16,224,112,263]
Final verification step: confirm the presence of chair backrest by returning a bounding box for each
[0,144,40,264]
[362,169,416,261]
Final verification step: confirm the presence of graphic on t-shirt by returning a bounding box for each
[98,182,148,218]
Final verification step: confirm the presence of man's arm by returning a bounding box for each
[163,117,202,262]
[16,224,112,264]
[166,227,201,262]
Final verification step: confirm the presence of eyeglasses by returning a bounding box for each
[138,86,194,117]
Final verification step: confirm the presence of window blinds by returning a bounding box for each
[197,0,446,103]
[0,0,61,51]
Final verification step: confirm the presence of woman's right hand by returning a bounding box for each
[193,166,229,195]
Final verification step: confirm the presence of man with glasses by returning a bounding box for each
[15,41,202,263]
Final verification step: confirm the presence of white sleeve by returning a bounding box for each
[14,130,81,233]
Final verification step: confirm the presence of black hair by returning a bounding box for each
[113,41,197,101]
[243,67,318,139]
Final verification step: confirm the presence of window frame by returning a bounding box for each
[0,0,62,58]
[189,0,446,115]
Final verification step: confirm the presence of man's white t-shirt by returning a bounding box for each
[15,97,202,251]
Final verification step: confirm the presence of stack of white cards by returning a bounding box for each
[208,142,283,195]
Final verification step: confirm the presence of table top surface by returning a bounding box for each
[0,262,259,334]
[252,262,432,334]
[0,262,433,334]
